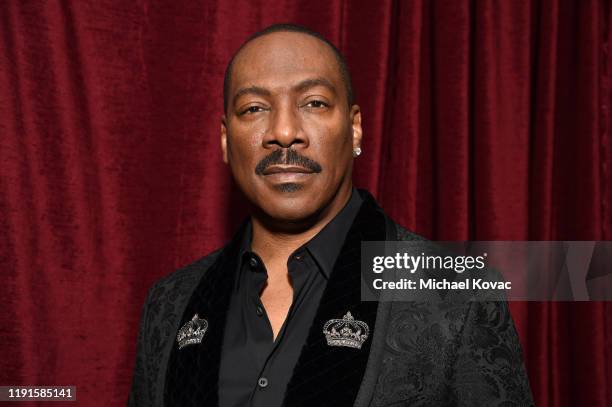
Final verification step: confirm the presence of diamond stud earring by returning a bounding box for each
[352,147,362,157]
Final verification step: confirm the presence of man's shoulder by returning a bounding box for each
[390,219,428,242]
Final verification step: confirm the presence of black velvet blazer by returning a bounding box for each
[128,190,534,406]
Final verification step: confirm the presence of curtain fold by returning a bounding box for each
[1,1,611,405]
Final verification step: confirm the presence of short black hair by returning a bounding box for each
[223,23,354,112]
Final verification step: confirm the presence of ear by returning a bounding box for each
[350,105,362,152]
[221,115,229,164]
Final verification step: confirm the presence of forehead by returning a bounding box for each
[230,32,343,94]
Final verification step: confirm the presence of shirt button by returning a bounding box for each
[249,257,259,269]
[257,377,268,388]
[256,305,264,316]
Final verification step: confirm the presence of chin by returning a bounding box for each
[257,190,321,224]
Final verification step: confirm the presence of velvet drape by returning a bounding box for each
[1,1,611,406]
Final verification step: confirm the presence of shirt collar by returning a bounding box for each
[238,188,363,280]
[301,188,362,279]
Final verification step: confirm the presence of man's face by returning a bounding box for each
[221,31,362,223]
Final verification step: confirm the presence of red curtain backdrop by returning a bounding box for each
[1,1,612,405]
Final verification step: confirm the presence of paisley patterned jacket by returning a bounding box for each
[128,189,534,406]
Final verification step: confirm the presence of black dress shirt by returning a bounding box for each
[218,189,363,407]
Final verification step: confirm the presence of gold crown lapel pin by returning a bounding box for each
[176,314,208,349]
[323,311,369,350]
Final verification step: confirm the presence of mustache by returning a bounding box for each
[255,149,322,175]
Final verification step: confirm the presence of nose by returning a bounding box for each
[263,104,308,149]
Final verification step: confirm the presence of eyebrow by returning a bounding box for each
[232,86,271,107]
[232,77,337,107]
[292,77,337,94]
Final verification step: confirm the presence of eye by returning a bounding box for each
[239,105,266,115]
[305,100,328,108]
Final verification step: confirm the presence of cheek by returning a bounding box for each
[228,123,266,164]
[306,122,353,167]
[245,123,266,149]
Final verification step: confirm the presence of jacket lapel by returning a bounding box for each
[163,191,392,407]
[163,222,245,407]
[282,191,388,406]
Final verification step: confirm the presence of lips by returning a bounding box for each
[262,165,314,175]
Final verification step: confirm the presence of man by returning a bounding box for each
[128,24,533,406]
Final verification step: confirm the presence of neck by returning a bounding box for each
[250,184,353,266]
